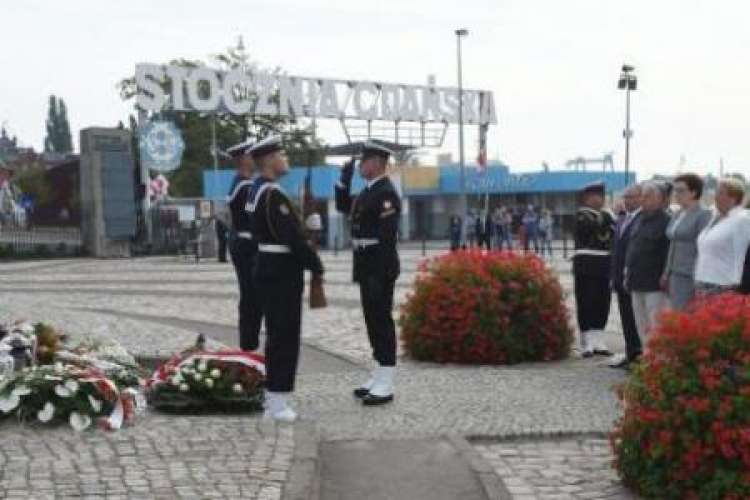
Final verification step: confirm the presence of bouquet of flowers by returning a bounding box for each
[147,350,265,413]
[0,363,143,431]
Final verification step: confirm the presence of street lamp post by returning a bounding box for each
[618,65,637,185]
[456,28,469,242]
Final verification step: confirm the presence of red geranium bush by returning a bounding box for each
[399,250,572,364]
[611,294,750,499]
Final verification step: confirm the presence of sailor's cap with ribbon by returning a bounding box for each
[581,180,606,196]
[360,140,393,161]
[223,139,254,159]
[248,134,284,160]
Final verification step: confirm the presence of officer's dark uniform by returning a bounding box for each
[226,142,263,351]
[246,138,324,393]
[335,144,401,374]
[573,182,615,356]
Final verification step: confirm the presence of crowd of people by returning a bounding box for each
[575,175,750,369]
[449,205,556,256]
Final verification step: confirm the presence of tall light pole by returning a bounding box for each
[618,65,637,185]
[456,28,469,240]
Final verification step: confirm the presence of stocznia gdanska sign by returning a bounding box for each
[135,64,497,126]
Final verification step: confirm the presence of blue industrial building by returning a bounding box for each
[204,162,634,245]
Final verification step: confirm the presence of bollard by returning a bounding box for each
[334,236,338,256]
[421,234,426,257]
[563,232,568,259]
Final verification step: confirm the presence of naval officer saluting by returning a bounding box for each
[245,135,324,422]
[225,140,263,351]
[335,141,401,406]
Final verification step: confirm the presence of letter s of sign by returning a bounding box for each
[135,64,166,112]
[353,82,378,120]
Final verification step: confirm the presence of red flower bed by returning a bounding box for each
[611,294,750,499]
[399,250,572,364]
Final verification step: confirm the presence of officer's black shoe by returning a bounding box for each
[581,350,594,358]
[593,349,613,356]
[353,387,370,399]
[362,394,394,406]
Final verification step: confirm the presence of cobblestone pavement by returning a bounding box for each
[0,416,293,499]
[475,437,636,499]
[0,246,633,498]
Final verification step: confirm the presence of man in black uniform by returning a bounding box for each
[573,181,615,358]
[225,140,262,351]
[335,141,401,406]
[245,135,324,422]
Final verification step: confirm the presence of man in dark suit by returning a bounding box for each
[740,244,750,294]
[609,184,643,368]
[335,141,401,406]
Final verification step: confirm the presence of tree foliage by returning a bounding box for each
[44,96,73,154]
[118,39,323,198]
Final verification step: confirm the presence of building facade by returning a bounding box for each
[203,162,634,246]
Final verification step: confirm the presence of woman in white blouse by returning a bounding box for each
[695,178,750,295]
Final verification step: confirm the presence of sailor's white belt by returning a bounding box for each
[237,232,253,240]
[352,238,379,249]
[259,244,291,254]
[574,249,611,256]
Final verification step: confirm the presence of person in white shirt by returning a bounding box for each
[695,177,750,295]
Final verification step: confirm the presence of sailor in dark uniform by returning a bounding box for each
[573,181,615,358]
[245,135,324,422]
[335,141,401,406]
[225,140,263,351]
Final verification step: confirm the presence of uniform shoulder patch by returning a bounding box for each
[279,203,290,215]
[383,200,392,210]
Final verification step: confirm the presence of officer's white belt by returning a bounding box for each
[259,244,291,254]
[352,238,379,249]
[574,249,610,256]
[237,232,253,240]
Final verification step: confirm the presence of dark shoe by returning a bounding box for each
[593,349,613,356]
[362,394,394,406]
[581,350,594,359]
[353,387,370,399]
[608,357,629,369]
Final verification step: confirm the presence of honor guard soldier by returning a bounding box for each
[245,135,324,422]
[573,181,615,358]
[225,140,263,351]
[335,141,401,406]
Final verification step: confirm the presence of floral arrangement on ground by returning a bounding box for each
[0,320,145,431]
[610,294,750,499]
[147,349,265,413]
[399,250,573,364]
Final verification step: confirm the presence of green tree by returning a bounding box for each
[118,38,323,198]
[44,95,73,153]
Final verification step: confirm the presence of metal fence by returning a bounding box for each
[0,225,84,258]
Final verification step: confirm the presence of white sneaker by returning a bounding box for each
[263,392,297,423]
[580,331,593,358]
[589,330,612,355]
[263,406,297,423]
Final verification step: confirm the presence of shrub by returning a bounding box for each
[611,294,750,499]
[399,250,572,364]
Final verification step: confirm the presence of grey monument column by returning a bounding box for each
[79,128,137,257]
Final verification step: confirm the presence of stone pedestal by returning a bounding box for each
[80,128,136,257]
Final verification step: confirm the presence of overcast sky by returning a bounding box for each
[1,0,749,178]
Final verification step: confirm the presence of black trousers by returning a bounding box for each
[574,274,611,331]
[359,276,397,366]
[216,221,228,262]
[230,247,263,351]
[261,271,303,393]
[615,287,642,360]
